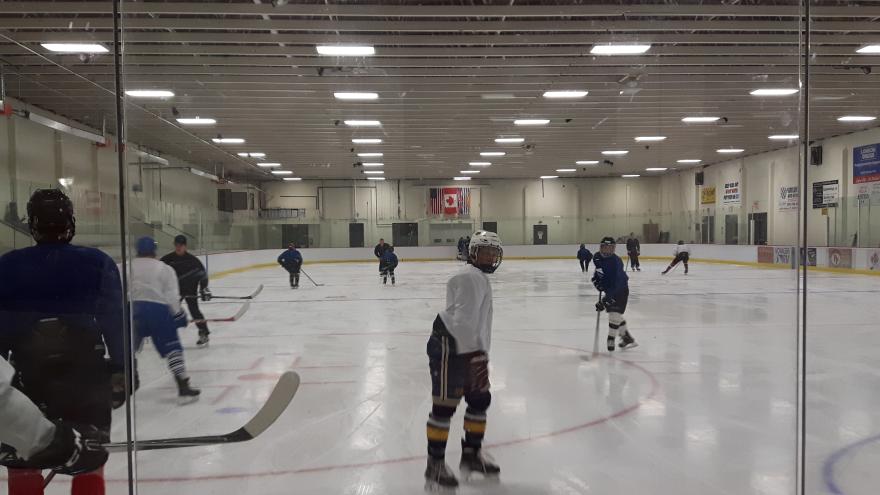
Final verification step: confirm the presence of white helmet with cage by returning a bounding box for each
[468,230,503,273]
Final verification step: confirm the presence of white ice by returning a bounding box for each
[37,258,880,494]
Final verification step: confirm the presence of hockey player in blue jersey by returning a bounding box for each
[131,236,201,404]
[592,237,638,352]
[380,245,399,285]
[277,243,303,288]
[577,244,592,273]
[0,189,122,494]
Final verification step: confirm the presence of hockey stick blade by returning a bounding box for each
[102,371,300,452]
[301,269,324,287]
[210,284,264,300]
[192,301,251,324]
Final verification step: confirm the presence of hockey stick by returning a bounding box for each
[100,371,300,452]
[185,284,264,301]
[300,269,324,287]
[191,301,250,324]
[592,292,602,356]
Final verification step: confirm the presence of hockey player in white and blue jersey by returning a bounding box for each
[131,237,201,404]
[592,236,638,352]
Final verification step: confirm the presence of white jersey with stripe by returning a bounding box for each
[439,264,494,354]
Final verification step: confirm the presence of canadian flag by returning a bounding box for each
[443,189,459,215]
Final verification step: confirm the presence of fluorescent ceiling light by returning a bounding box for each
[857,45,880,54]
[480,151,506,157]
[591,44,651,55]
[556,168,576,172]
[363,170,384,175]
[357,152,383,157]
[316,45,375,56]
[838,115,876,122]
[271,170,293,175]
[352,138,382,144]
[28,112,106,145]
[543,90,588,98]
[495,137,524,143]
[125,90,174,98]
[42,43,108,53]
[750,88,799,96]
[283,177,302,181]
[576,160,599,165]
[460,170,480,174]
[622,174,641,178]
[717,148,745,154]
[344,120,381,127]
[237,152,265,158]
[481,94,516,100]
[469,162,492,167]
[768,135,799,140]
[677,159,702,164]
[176,117,216,125]
[212,138,245,144]
[514,119,550,126]
[602,150,629,156]
[645,167,668,171]
[367,177,386,181]
[334,92,379,100]
[454,177,472,181]
[257,163,282,168]
[540,175,558,179]
[362,162,384,167]
[189,168,219,181]
[682,116,720,123]
[634,136,667,142]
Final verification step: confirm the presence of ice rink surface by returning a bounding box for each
[43,258,880,494]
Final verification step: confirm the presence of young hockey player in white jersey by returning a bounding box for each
[425,231,503,489]
[131,237,201,404]
[662,240,691,275]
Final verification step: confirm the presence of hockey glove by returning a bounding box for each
[173,310,189,328]
[0,422,108,476]
[200,288,212,302]
[595,297,615,312]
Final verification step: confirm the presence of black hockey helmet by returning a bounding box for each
[174,234,187,245]
[598,236,616,257]
[27,188,76,243]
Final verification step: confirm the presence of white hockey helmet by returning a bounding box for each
[469,230,503,273]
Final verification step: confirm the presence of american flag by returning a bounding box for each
[428,187,471,216]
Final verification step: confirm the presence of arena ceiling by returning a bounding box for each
[1,1,879,182]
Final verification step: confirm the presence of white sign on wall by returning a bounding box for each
[722,181,742,206]
[778,185,799,210]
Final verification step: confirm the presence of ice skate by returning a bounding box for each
[607,335,616,352]
[424,458,458,490]
[196,332,210,348]
[176,376,201,405]
[619,332,639,350]
[460,445,500,481]
[391,275,396,285]
[383,276,388,285]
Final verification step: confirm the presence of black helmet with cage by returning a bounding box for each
[27,189,76,243]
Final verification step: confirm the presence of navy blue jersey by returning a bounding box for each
[0,243,125,368]
[577,247,592,261]
[381,251,399,270]
[592,252,629,298]
[278,249,303,268]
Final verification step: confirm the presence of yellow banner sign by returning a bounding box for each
[701,186,717,205]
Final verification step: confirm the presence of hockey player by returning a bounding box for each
[577,243,592,273]
[161,235,212,347]
[425,231,503,489]
[277,243,303,288]
[380,245,399,285]
[592,237,638,352]
[0,188,124,495]
[131,237,201,404]
[662,240,691,275]
[374,238,388,259]
[626,233,641,271]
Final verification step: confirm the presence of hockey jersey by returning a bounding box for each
[130,257,182,313]
[438,264,493,354]
[380,251,399,271]
[0,243,125,368]
[278,249,303,270]
[0,358,55,459]
[592,253,629,299]
[160,252,208,296]
[674,244,691,255]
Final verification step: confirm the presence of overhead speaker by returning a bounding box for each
[810,146,823,166]
[695,172,705,186]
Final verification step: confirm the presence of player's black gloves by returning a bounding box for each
[0,421,108,475]
[200,288,212,302]
[596,297,615,312]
